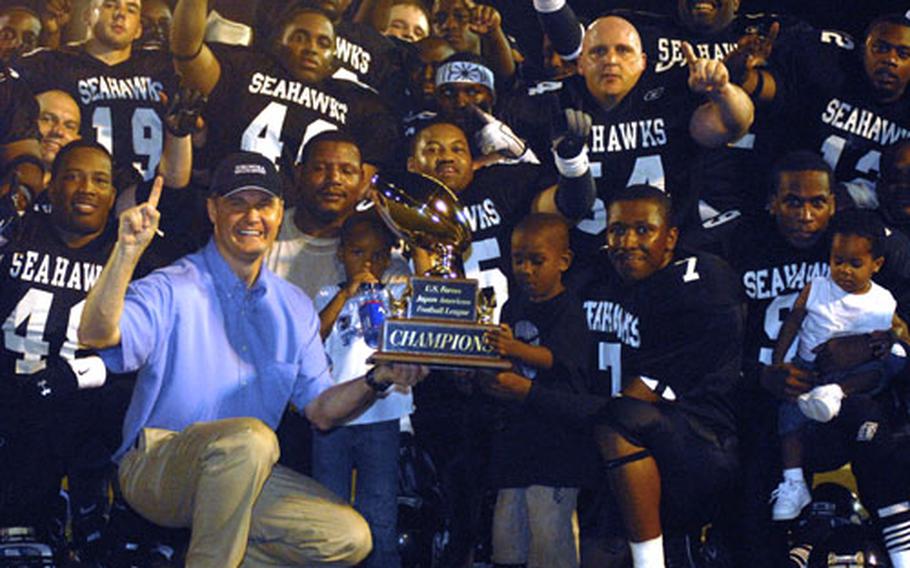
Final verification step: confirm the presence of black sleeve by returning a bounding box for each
[346,86,403,170]
[0,74,38,145]
[628,254,745,400]
[877,228,910,322]
[534,0,584,60]
[206,43,263,113]
[525,380,608,426]
[8,49,56,95]
[767,26,852,115]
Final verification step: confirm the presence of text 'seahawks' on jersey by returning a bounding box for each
[458,164,551,322]
[332,20,407,103]
[726,216,831,380]
[536,3,813,222]
[204,43,402,172]
[579,248,744,434]
[508,72,700,262]
[12,46,175,181]
[730,215,910,380]
[0,211,114,386]
[771,28,910,204]
[0,67,38,146]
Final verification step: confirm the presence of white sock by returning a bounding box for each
[783,468,805,484]
[629,534,665,568]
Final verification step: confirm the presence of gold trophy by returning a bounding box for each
[369,171,509,370]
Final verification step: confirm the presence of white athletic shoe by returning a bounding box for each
[798,383,845,423]
[771,479,812,521]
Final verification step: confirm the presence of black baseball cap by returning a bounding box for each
[210,152,283,199]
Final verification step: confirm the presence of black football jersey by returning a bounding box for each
[536,6,812,220]
[726,216,831,380]
[508,73,701,263]
[204,43,402,172]
[459,164,550,321]
[579,248,744,433]
[12,45,176,181]
[0,212,114,382]
[770,28,910,202]
[0,68,38,145]
[333,20,407,103]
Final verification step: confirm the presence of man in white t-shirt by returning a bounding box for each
[266,130,406,299]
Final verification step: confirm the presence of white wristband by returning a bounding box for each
[68,355,108,389]
[553,146,589,178]
[533,0,566,13]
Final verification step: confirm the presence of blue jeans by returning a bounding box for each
[312,419,401,568]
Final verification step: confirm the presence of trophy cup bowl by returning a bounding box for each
[368,171,509,370]
[371,171,471,278]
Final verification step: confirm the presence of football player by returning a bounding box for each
[531,0,812,237]
[407,117,594,321]
[728,150,910,568]
[0,141,142,562]
[172,0,401,179]
[0,65,42,217]
[742,13,910,210]
[0,5,41,62]
[508,15,753,266]
[480,185,744,568]
[12,0,177,183]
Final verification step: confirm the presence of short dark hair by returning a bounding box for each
[50,140,113,180]
[513,212,570,251]
[608,184,673,224]
[865,13,910,40]
[340,209,396,249]
[257,2,334,50]
[770,150,834,197]
[298,130,362,166]
[408,118,466,157]
[829,210,886,258]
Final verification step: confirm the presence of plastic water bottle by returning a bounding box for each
[357,283,387,348]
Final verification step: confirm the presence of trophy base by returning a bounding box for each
[371,318,511,371]
[369,351,512,371]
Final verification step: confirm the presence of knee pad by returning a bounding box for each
[604,450,652,471]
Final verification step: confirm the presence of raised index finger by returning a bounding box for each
[470,104,496,124]
[146,175,164,209]
[765,21,780,44]
[681,41,698,67]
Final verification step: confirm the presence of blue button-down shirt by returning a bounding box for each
[102,239,333,461]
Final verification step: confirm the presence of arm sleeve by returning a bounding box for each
[534,0,584,61]
[0,75,38,145]
[99,271,173,373]
[291,296,334,409]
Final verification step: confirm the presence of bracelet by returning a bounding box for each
[173,42,204,61]
[553,146,589,178]
[365,368,392,393]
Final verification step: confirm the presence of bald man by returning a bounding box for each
[505,15,753,271]
[35,90,81,181]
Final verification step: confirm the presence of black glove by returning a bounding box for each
[552,108,592,159]
[164,87,207,137]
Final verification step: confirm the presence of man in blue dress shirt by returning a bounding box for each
[78,151,424,567]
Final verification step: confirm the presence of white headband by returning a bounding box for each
[435,60,495,92]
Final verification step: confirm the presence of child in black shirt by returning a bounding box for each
[485,213,595,568]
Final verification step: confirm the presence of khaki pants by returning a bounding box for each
[118,417,372,567]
